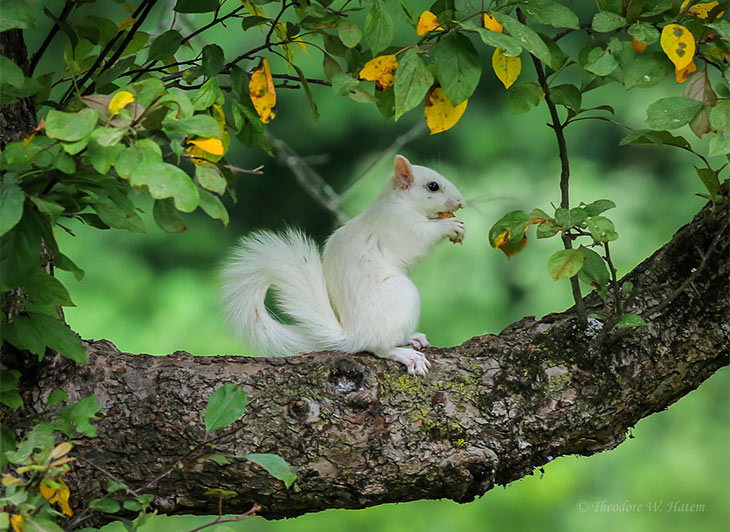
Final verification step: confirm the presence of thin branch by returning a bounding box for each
[186,504,261,532]
[182,5,246,44]
[273,138,348,224]
[604,241,622,317]
[29,1,74,75]
[182,155,264,175]
[518,9,587,325]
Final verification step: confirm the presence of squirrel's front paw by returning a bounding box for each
[443,217,465,244]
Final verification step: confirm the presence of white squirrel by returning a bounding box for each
[221,155,465,376]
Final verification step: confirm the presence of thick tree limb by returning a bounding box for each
[14,194,729,520]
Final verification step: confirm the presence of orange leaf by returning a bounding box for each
[631,37,647,53]
[675,59,697,83]
[10,515,23,532]
[424,86,467,135]
[108,91,135,116]
[359,54,398,90]
[661,24,695,71]
[416,11,443,35]
[249,58,276,124]
[483,13,503,33]
[189,137,225,156]
[40,478,73,517]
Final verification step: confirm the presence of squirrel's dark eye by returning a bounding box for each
[427,181,440,192]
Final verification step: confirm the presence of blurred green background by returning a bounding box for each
[37,2,728,530]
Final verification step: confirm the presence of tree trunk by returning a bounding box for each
[0,30,36,146]
[14,192,729,519]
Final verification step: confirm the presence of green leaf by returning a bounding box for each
[549,84,581,110]
[93,195,146,233]
[195,164,227,195]
[707,132,730,157]
[474,26,523,57]
[548,248,585,281]
[433,32,482,106]
[555,207,587,228]
[646,97,703,130]
[91,127,127,147]
[578,247,610,295]
[628,22,660,45]
[623,52,669,89]
[241,16,269,31]
[536,219,560,238]
[23,517,65,532]
[584,47,619,76]
[695,167,721,197]
[493,13,553,66]
[586,216,618,242]
[619,129,691,149]
[616,313,646,328]
[46,109,99,142]
[290,62,319,121]
[0,173,24,237]
[114,139,162,179]
[22,268,74,307]
[147,30,182,62]
[107,478,129,493]
[174,0,218,13]
[55,395,101,437]
[0,207,43,291]
[55,252,84,281]
[337,22,362,48]
[198,188,229,227]
[47,389,68,407]
[0,369,22,409]
[5,423,53,464]
[153,198,187,233]
[244,453,296,488]
[192,78,224,110]
[592,11,626,32]
[709,100,729,131]
[0,55,25,89]
[205,384,248,432]
[521,0,579,30]
[583,199,616,217]
[202,44,225,77]
[509,82,543,114]
[34,312,86,363]
[394,48,434,120]
[0,0,35,31]
[0,424,16,471]
[364,1,394,55]
[708,20,730,41]
[89,498,120,513]
[130,161,200,213]
[162,115,222,137]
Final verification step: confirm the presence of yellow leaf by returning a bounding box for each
[661,24,696,71]
[119,16,136,31]
[681,0,724,19]
[675,59,697,83]
[123,2,134,13]
[10,514,23,532]
[483,13,503,33]
[631,37,647,53]
[249,58,276,124]
[189,137,225,156]
[2,475,22,486]
[49,441,73,460]
[416,11,443,35]
[40,478,73,517]
[23,133,35,146]
[424,86,467,135]
[492,48,521,89]
[359,54,398,91]
[108,91,135,116]
[211,104,226,128]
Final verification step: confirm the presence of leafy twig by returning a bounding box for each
[518,9,587,325]
[186,504,261,532]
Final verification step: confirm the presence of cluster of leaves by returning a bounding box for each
[489,199,645,328]
[0,383,294,531]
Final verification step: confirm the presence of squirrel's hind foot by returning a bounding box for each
[375,347,431,376]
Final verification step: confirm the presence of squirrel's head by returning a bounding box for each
[391,154,465,218]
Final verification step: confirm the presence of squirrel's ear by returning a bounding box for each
[393,154,414,190]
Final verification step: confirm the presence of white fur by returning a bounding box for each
[221,155,465,375]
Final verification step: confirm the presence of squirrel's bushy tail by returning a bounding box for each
[221,229,346,356]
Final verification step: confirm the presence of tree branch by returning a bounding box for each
[13,193,728,520]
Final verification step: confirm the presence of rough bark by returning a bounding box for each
[14,193,729,520]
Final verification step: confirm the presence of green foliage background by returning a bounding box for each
[54,63,729,531]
